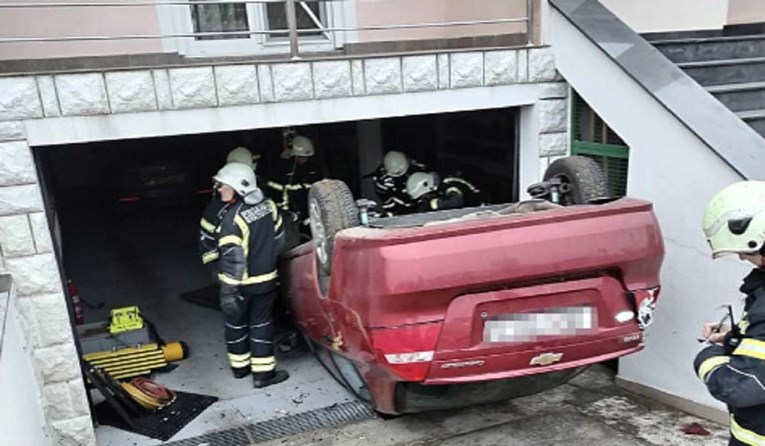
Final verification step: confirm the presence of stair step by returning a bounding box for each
[677,56,765,69]
[653,36,765,63]
[678,57,765,86]
[706,81,765,93]
[708,82,765,112]
[651,34,765,46]
[737,109,765,120]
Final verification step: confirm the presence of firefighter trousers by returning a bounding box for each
[223,289,277,379]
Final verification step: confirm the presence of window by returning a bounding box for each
[171,0,342,56]
[570,90,630,197]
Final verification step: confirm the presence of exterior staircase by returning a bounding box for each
[650,34,765,137]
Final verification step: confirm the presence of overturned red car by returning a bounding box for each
[280,157,664,415]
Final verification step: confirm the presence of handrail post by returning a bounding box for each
[526,0,534,45]
[285,0,300,59]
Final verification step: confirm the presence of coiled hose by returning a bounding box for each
[121,377,176,411]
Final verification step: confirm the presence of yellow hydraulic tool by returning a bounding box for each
[109,306,144,335]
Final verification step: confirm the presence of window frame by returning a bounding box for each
[160,0,348,57]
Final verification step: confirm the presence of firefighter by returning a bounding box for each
[198,147,257,269]
[406,172,483,213]
[695,180,765,446]
[213,162,288,388]
[265,135,323,238]
[372,151,425,216]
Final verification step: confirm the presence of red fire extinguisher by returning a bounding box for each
[67,280,85,325]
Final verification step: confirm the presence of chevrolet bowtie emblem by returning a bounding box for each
[530,352,563,366]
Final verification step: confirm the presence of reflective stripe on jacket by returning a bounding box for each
[694,269,765,445]
[217,199,284,295]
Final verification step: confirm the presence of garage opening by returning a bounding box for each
[33,106,519,445]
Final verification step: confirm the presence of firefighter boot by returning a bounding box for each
[253,370,289,388]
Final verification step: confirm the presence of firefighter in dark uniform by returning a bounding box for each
[406,171,483,213]
[695,181,765,446]
[199,147,258,269]
[213,162,288,388]
[372,150,426,216]
[265,135,323,239]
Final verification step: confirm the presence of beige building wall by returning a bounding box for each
[354,0,528,42]
[0,0,163,60]
[727,0,765,25]
[599,0,729,33]
[0,0,531,61]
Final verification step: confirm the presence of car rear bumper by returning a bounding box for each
[425,336,643,385]
[395,365,587,414]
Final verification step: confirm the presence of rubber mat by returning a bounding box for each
[94,391,218,441]
[164,400,378,446]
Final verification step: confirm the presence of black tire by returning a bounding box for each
[308,180,360,291]
[543,156,611,205]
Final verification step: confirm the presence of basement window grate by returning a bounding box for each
[570,90,630,197]
[164,400,378,446]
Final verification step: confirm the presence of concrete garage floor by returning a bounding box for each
[60,205,353,445]
[261,366,729,446]
[60,205,729,446]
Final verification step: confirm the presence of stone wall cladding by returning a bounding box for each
[364,58,403,95]
[272,63,314,102]
[258,65,276,103]
[55,73,110,116]
[169,67,217,109]
[0,121,26,142]
[402,55,438,93]
[0,140,37,186]
[215,65,260,106]
[485,50,518,86]
[153,69,173,110]
[105,71,157,114]
[351,60,365,95]
[0,46,562,446]
[0,77,43,120]
[37,76,61,118]
[312,61,352,99]
[0,214,35,257]
[450,52,484,88]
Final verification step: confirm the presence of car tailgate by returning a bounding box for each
[424,275,642,384]
[332,198,664,329]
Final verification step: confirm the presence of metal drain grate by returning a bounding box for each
[165,401,378,446]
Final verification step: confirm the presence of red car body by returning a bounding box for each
[281,198,664,414]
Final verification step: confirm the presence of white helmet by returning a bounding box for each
[703,181,765,259]
[383,151,409,177]
[291,136,315,158]
[227,146,257,169]
[213,162,259,197]
[406,172,439,200]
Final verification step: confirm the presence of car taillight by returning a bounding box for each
[369,321,442,382]
[118,196,140,202]
[630,286,660,330]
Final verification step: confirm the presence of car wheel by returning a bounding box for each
[308,180,359,294]
[543,156,611,205]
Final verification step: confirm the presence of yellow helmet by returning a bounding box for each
[703,181,765,259]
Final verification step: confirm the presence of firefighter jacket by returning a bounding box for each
[265,160,323,227]
[694,268,765,446]
[199,198,232,265]
[415,176,483,213]
[372,161,425,216]
[217,195,285,296]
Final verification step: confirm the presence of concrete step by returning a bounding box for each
[736,108,765,137]
[653,35,765,63]
[707,81,765,112]
[677,57,765,86]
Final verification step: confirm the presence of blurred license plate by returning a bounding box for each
[483,306,596,343]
